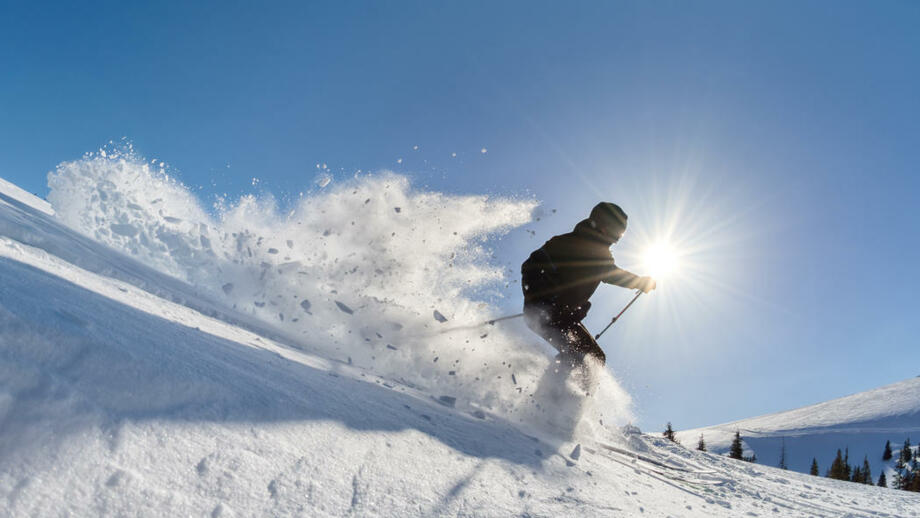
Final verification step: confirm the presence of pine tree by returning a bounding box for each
[663,422,678,443]
[844,447,852,481]
[827,449,848,481]
[907,458,920,491]
[877,472,887,488]
[809,458,819,476]
[910,471,920,492]
[851,465,863,484]
[902,469,914,491]
[862,456,872,485]
[894,455,905,490]
[883,440,893,461]
[778,438,787,470]
[696,433,707,452]
[901,438,913,465]
[729,431,744,460]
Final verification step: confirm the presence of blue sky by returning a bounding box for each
[2,1,919,431]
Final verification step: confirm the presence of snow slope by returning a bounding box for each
[1,163,918,516]
[675,377,920,479]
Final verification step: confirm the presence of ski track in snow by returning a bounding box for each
[0,166,918,516]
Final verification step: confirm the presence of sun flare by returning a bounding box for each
[642,241,680,279]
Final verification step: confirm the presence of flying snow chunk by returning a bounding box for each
[335,301,354,315]
[316,174,332,188]
[570,444,582,460]
[300,299,312,313]
[480,148,487,154]
[433,310,448,323]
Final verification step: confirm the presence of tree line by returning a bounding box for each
[817,438,920,490]
[663,424,920,491]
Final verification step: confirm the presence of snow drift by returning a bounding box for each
[44,148,633,426]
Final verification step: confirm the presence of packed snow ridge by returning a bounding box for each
[0,153,917,516]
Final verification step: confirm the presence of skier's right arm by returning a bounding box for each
[604,266,656,293]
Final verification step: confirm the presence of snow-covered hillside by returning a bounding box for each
[676,377,920,479]
[1,161,918,516]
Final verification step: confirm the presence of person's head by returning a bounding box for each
[589,202,628,243]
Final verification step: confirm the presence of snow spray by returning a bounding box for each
[47,146,633,430]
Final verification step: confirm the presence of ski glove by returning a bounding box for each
[636,276,656,293]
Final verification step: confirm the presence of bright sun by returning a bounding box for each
[643,241,680,279]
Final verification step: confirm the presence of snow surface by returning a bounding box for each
[2,159,919,516]
[676,377,920,480]
[0,177,53,216]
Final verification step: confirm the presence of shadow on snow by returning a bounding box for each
[0,257,546,469]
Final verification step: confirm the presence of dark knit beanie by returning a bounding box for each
[589,202,628,235]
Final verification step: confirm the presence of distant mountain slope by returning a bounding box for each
[2,175,918,516]
[676,377,920,476]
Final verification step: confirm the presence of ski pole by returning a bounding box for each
[486,313,523,325]
[436,312,524,335]
[594,290,642,340]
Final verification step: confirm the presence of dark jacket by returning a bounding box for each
[521,219,640,316]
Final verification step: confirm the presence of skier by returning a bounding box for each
[521,202,655,366]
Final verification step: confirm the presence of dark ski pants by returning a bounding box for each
[523,303,606,365]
